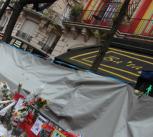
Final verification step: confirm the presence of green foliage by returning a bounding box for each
[93,30,108,40]
[70,4,83,18]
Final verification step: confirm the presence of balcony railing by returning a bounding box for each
[16,30,32,42]
[64,10,114,29]
[64,1,140,26]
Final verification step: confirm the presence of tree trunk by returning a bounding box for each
[3,0,27,43]
[0,0,11,20]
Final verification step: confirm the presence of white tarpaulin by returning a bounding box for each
[0,42,153,137]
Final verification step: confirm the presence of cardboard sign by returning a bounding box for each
[0,101,15,116]
[31,115,48,136]
[14,98,24,111]
[0,124,7,137]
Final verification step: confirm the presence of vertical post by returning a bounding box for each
[0,0,11,20]
[3,0,27,43]
[18,83,22,93]
[91,0,131,72]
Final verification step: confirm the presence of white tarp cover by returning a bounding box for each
[0,42,153,137]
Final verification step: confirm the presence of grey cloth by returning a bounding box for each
[0,42,153,137]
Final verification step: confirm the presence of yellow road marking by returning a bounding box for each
[70,50,98,60]
[71,48,153,61]
[98,67,136,83]
[71,58,136,82]
[112,51,153,65]
[69,47,153,82]
[71,58,92,67]
[110,48,153,60]
[82,58,139,77]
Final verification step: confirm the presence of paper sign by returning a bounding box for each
[14,98,24,111]
[0,124,7,136]
[31,115,47,136]
[0,100,13,104]
[51,130,66,137]
[0,101,15,116]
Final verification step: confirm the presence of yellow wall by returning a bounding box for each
[134,1,153,35]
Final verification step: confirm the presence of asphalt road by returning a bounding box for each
[56,47,153,84]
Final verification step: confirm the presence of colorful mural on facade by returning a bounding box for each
[79,0,153,38]
[133,0,153,36]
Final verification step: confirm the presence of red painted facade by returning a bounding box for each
[80,0,153,39]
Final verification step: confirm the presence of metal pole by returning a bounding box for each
[91,0,131,72]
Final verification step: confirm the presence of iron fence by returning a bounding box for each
[64,1,141,25]
[64,8,153,40]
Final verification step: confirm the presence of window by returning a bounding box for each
[41,33,57,53]
[0,15,8,31]
[17,19,38,42]
[20,20,38,36]
[103,2,118,20]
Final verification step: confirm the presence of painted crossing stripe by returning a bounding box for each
[69,48,153,83]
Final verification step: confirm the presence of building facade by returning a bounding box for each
[0,1,64,57]
[51,0,153,58]
[0,0,152,58]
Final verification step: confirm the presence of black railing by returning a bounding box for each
[64,1,140,24]
[64,7,153,41]
[16,30,32,42]
[64,10,118,29]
